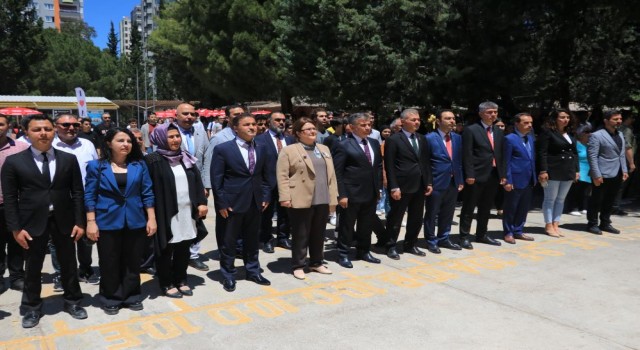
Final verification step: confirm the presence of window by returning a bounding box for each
[44,3,54,10]
[45,16,54,22]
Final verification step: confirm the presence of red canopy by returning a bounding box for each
[0,107,43,116]
[251,110,271,116]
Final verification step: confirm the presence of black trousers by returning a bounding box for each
[566,180,591,212]
[337,201,376,257]
[97,226,147,307]
[587,173,623,227]
[48,234,93,276]
[140,236,155,270]
[0,206,25,282]
[22,215,82,312]
[288,205,329,269]
[459,169,500,238]
[384,190,425,248]
[156,240,191,288]
[219,204,261,281]
[259,188,290,243]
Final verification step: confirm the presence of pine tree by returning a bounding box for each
[107,21,119,58]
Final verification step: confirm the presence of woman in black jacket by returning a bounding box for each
[145,123,208,298]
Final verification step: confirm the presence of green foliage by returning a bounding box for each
[0,0,46,94]
[107,21,119,58]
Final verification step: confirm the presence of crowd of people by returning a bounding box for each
[0,101,635,329]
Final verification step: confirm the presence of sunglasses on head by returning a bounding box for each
[57,122,81,128]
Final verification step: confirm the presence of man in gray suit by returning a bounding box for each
[586,110,629,235]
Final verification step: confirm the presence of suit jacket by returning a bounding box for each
[536,128,579,181]
[84,160,155,230]
[384,131,432,194]
[211,139,274,213]
[425,131,463,191]
[504,133,537,189]
[254,131,296,167]
[462,122,505,182]
[276,143,338,208]
[333,136,383,203]
[202,127,235,188]
[179,122,208,172]
[588,128,628,179]
[2,148,85,237]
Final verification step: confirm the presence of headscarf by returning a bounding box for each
[150,122,197,169]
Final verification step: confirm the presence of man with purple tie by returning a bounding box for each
[211,114,274,292]
[502,113,536,244]
[423,110,464,254]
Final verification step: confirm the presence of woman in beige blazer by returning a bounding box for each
[277,117,338,280]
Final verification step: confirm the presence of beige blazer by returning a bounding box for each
[276,143,338,208]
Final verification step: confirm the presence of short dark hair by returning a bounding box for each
[100,127,144,163]
[435,109,454,120]
[604,110,622,120]
[513,113,531,124]
[310,108,327,120]
[255,114,268,122]
[24,115,54,130]
[129,118,137,123]
[81,117,91,124]
[225,104,244,117]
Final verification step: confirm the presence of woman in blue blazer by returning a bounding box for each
[85,128,156,315]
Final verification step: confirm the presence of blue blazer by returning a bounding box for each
[84,160,155,230]
[504,133,537,189]
[211,139,274,213]
[425,131,463,191]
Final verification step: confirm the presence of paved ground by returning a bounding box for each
[1,202,639,350]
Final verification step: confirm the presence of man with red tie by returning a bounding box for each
[459,102,506,249]
[423,110,464,253]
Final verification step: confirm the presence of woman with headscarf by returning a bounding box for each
[145,123,208,298]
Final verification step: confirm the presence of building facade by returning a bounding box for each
[31,0,84,31]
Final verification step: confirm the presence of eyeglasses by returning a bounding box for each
[301,127,317,132]
[57,122,81,128]
[181,112,198,117]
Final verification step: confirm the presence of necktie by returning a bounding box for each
[410,134,419,154]
[185,129,195,155]
[523,135,531,155]
[445,134,453,159]
[362,139,372,164]
[487,126,496,167]
[276,133,283,153]
[42,152,51,186]
[247,142,255,174]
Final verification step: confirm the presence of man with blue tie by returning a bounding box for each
[211,113,274,292]
[255,112,295,253]
[423,110,464,254]
[502,113,536,244]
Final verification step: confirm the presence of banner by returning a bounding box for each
[75,87,88,118]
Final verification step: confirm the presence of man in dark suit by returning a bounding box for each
[211,113,274,292]
[502,113,536,244]
[334,113,383,268]
[382,108,433,260]
[460,101,506,249]
[254,112,295,253]
[1,115,87,328]
[423,110,464,254]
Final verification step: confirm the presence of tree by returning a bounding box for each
[0,0,46,94]
[107,21,119,58]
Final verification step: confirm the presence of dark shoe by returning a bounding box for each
[64,304,88,319]
[178,284,193,296]
[10,279,24,291]
[426,244,441,254]
[22,310,41,328]
[101,305,120,315]
[599,225,620,234]
[587,225,602,235]
[276,238,293,249]
[477,236,502,246]
[162,286,183,298]
[504,235,516,244]
[338,256,353,268]
[514,234,534,241]
[53,275,63,292]
[386,247,400,260]
[356,251,381,264]
[79,273,100,285]
[612,209,628,216]
[141,267,156,275]
[247,274,271,286]
[126,301,144,311]
[262,241,274,254]
[404,246,426,257]
[459,237,474,250]
[188,259,209,271]
[438,240,462,250]
[222,279,236,292]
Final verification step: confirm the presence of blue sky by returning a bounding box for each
[85,0,140,49]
